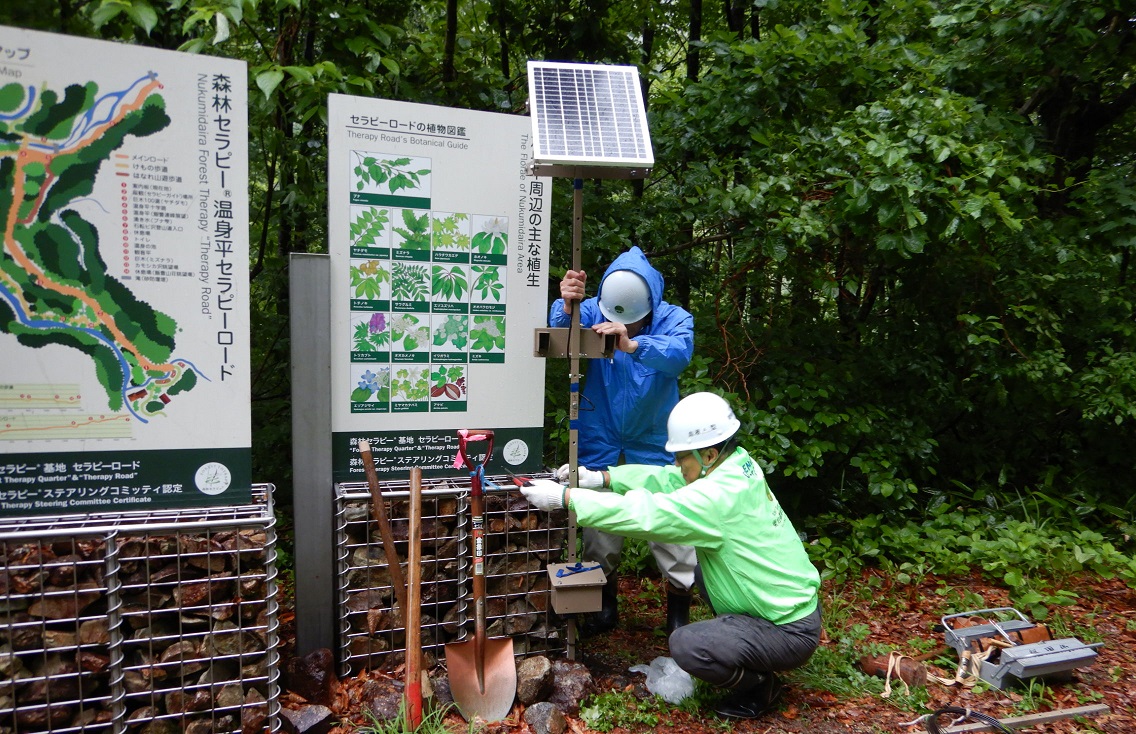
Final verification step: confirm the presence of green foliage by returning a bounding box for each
[431,315,468,349]
[391,366,429,401]
[350,260,389,299]
[390,263,428,301]
[430,265,468,300]
[807,503,1136,617]
[430,364,463,389]
[351,208,389,248]
[353,697,457,734]
[469,315,505,351]
[353,314,390,352]
[431,212,469,249]
[580,690,661,732]
[388,314,429,351]
[393,210,431,251]
[351,368,390,403]
[471,219,507,254]
[353,154,428,194]
[16,0,1134,536]
[471,265,503,301]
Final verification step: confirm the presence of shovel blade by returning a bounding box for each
[446,636,516,722]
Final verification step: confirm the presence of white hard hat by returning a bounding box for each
[598,270,651,324]
[665,392,741,452]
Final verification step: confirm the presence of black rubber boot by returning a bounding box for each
[665,586,691,636]
[713,673,784,720]
[581,573,619,635]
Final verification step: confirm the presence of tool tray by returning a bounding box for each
[942,607,1100,690]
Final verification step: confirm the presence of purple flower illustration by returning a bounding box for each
[369,312,386,334]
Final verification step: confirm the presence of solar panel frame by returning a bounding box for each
[527,61,654,169]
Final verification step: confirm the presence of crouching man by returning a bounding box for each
[521,392,821,719]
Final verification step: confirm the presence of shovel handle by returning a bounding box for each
[359,439,408,617]
[457,429,494,689]
[406,468,423,729]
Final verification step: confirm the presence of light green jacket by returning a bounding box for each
[569,447,820,624]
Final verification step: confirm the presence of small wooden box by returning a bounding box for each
[547,562,607,614]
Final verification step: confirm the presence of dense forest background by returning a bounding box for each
[3,1,1135,564]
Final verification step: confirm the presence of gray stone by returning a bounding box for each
[283,647,338,706]
[547,659,593,716]
[362,678,403,722]
[523,701,567,734]
[516,655,553,705]
[280,704,334,734]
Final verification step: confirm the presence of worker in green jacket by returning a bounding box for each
[521,392,822,719]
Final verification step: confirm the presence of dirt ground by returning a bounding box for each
[283,569,1136,733]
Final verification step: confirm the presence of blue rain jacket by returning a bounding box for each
[549,247,694,468]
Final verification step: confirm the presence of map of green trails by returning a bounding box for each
[0,26,251,516]
[0,74,194,421]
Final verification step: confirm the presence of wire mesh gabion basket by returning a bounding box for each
[335,473,569,677]
[0,485,280,734]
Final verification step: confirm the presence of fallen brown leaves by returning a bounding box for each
[281,570,1136,733]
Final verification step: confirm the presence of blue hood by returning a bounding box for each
[600,246,664,315]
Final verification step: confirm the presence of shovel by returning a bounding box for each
[446,429,517,722]
[406,467,424,728]
[358,440,408,621]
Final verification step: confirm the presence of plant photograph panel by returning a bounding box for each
[390,261,429,302]
[470,264,504,304]
[392,208,431,251]
[470,315,506,352]
[431,211,470,251]
[350,365,390,403]
[350,205,391,248]
[431,263,470,302]
[349,258,390,301]
[351,311,391,353]
[388,313,431,352]
[431,314,469,350]
[391,366,430,401]
[472,215,508,254]
[350,151,432,196]
[429,365,466,400]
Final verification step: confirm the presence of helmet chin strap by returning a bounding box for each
[694,449,712,478]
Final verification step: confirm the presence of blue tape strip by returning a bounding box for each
[471,465,505,492]
[556,562,603,577]
[570,383,579,392]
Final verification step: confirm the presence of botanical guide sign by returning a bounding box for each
[328,95,550,480]
[0,27,251,517]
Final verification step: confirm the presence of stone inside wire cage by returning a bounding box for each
[335,473,569,676]
[0,486,280,734]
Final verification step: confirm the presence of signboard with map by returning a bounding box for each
[328,95,550,481]
[0,27,251,517]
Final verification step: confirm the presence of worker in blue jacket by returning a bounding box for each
[550,246,696,634]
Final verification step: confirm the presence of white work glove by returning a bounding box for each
[520,479,567,511]
[555,463,604,488]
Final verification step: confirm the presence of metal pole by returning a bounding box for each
[566,176,584,659]
[290,253,336,655]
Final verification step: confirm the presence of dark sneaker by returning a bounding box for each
[713,674,784,720]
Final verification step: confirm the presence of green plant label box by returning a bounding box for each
[391,300,429,313]
[350,298,391,312]
[432,251,470,263]
[471,253,507,266]
[351,402,391,414]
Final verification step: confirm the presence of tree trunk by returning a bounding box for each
[443,0,458,84]
[494,0,510,79]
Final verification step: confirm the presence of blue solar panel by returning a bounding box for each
[527,61,654,168]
